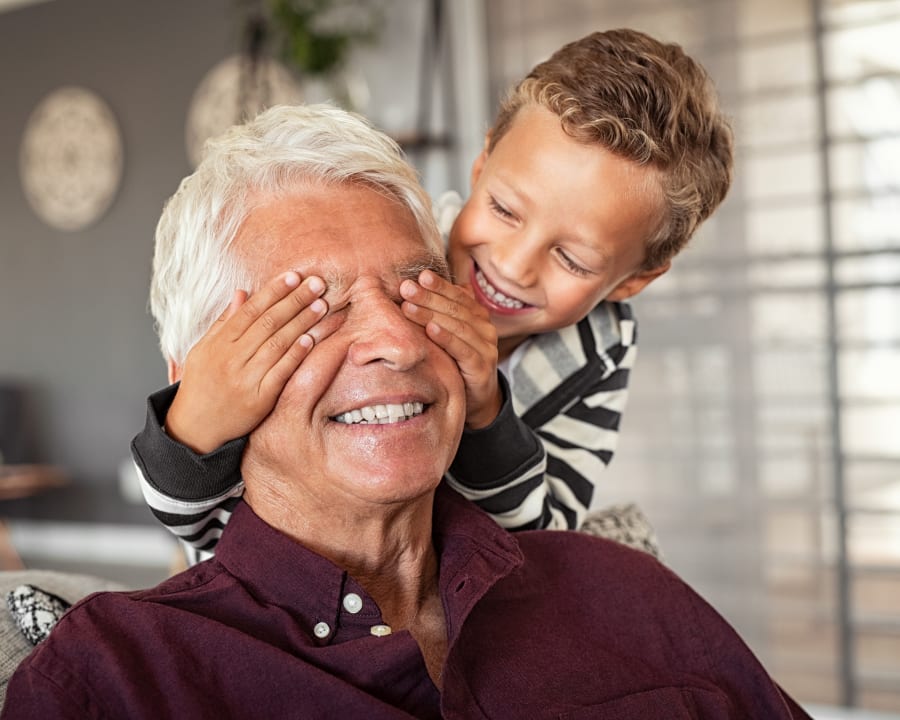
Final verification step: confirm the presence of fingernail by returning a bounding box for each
[298,334,314,349]
[306,276,325,294]
[310,299,326,314]
[419,270,435,287]
[284,271,301,287]
[400,279,417,297]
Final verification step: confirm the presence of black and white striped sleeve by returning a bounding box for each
[130,384,245,556]
[446,303,636,531]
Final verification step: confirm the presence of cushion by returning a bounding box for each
[580,503,661,559]
[0,569,127,706]
[7,584,72,646]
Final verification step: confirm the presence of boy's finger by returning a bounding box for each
[224,290,250,323]
[243,295,336,375]
[424,321,491,372]
[401,299,433,328]
[403,299,493,349]
[401,277,486,324]
[234,275,326,349]
[402,272,461,301]
[224,272,314,339]
[418,268,455,292]
[419,270,481,306]
[258,333,317,394]
[206,290,249,339]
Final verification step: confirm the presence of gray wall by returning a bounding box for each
[0,0,234,496]
[0,0,486,517]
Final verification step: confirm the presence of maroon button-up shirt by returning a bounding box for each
[2,485,807,719]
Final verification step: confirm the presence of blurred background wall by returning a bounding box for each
[0,0,898,714]
[509,0,899,711]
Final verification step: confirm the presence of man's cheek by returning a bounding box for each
[290,344,342,399]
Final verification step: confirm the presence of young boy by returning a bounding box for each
[132,28,733,561]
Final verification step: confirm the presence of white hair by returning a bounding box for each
[150,103,441,367]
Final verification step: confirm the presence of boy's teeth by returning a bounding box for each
[475,269,525,309]
[334,402,424,425]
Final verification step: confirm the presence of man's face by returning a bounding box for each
[235,182,466,513]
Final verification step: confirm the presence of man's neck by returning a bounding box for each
[244,480,449,685]
[244,479,440,621]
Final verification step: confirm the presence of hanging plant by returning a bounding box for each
[268,0,383,77]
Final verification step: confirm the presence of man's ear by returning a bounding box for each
[167,358,182,385]
[606,262,671,301]
[469,132,492,189]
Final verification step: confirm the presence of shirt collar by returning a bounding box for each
[213,483,523,646]
[432,483,523,646]
[215,500,349,640]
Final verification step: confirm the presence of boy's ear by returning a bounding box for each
[606,262,671,301]
[167,358,182,385]
[469,132,492,188]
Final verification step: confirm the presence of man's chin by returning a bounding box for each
[337,469,443,509]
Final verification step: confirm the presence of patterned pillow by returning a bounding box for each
[6,585,71,645]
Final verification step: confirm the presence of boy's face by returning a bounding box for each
[448,104,669,356]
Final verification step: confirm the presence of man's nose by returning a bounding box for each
[347,295,427,370]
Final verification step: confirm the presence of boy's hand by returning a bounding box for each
[400,270,501,429]
[165,271,329,454]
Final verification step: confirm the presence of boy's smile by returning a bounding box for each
[471,260,528,313]
[447,104,669,359]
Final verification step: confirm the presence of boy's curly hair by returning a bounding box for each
[490,29,734,270]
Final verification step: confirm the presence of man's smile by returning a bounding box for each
[332,401,426,425]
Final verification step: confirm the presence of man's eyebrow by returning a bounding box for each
[321,266,351,296]
[396,251,450,282]
[297,251,449,300]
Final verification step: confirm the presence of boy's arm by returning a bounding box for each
[131,384,245,555]
[446,362,630,530]
[443,372,547,520]
[131,271,332,556]
[402,268,634,531]
[447,305,635,531]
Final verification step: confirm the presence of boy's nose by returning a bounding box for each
[347,295,427,371]
[490,234,538,289]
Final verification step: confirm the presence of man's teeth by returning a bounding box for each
[475,269,525,309]
[334,402,424,425]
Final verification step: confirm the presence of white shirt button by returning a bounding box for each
[313,622,331,639]
[342,593,363,614]
[370,624,392,637]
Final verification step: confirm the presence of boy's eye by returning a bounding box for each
[554,248,592,277]
[488,196,515,220]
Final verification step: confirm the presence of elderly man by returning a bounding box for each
[3,105,808,719]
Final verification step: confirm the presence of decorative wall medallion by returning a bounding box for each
[19,86,124,232]
[185,54,303,168]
